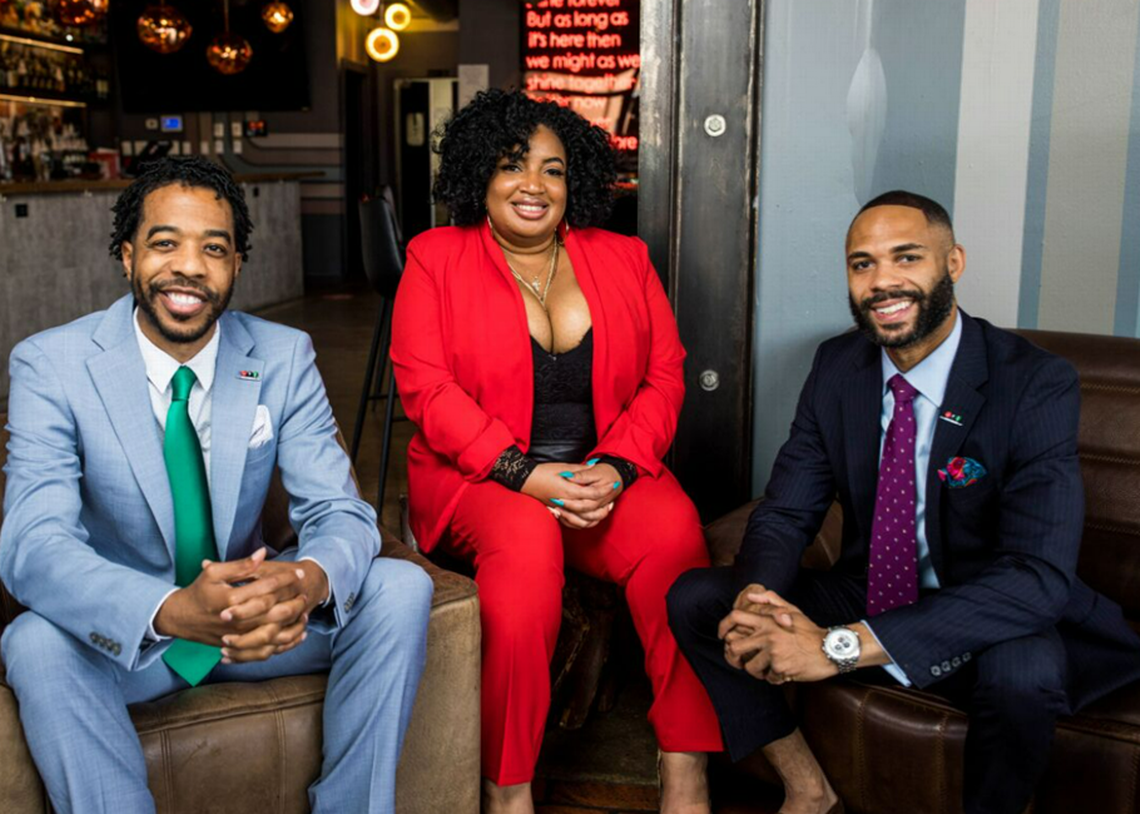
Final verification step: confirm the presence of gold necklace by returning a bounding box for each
[488,217,560,309]
[504,239,558,309]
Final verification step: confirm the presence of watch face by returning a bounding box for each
[824,629,859,659]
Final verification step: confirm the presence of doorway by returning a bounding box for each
[394,77,458,240]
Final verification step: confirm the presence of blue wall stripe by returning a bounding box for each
[868,0,967,213]
[1115,9,1140,338]
[1018,0,1061,330]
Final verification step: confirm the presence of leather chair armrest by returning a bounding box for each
[380,528,477,609]
[704,499,763,567]
[384,530,481,814]
[703,499,844,572]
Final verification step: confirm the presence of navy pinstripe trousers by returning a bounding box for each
[667,565,1070,814]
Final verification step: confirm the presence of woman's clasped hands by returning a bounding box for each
[521,459,623,529]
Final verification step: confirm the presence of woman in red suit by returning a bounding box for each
[391,90,722,814]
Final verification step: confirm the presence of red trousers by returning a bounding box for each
[442,473,724,785]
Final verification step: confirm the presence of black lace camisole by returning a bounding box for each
[528,328,597,464]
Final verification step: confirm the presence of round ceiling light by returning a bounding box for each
[137,4,193,54]
[366,27,399,63]
[351,0,381,16]
[384,3,411,31]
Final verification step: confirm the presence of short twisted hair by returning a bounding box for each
[432,89,617,228]
[109,157,253,262]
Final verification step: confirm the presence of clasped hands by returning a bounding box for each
[718,584,838,685]
[522,460,623,529]
[154,547,329,664]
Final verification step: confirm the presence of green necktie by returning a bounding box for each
[161,366,222,686]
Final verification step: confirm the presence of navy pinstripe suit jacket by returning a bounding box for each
[735,311,1140,708]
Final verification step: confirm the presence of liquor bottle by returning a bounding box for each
[0,48,14,90]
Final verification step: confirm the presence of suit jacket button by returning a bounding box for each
[931,665,942,677]
[951,657,961,668]
[112,643,122,656]
[90,633,99,644]
[941,660,952,672]
[962,652,972,662]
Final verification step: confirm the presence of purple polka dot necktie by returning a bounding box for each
[867,374,920,617]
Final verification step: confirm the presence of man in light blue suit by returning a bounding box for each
[0,157,432,814]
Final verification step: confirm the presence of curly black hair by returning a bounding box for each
[109,156,253,262]
[432,89,617,228]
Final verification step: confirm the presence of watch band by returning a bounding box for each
[833,655,859,674]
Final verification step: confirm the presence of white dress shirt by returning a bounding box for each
[863,312,962,685]
[135,309,220,482]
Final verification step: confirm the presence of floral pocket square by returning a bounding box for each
[938,456,987,488]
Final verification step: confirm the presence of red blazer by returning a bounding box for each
[391,222,687,551]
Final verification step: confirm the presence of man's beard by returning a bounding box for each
[848,269,955,349]
[132,269,232,345]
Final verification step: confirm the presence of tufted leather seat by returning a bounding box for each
[704,329,1140,814]
[0,426,481,814]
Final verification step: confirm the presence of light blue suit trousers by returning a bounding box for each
[1,553,431,814]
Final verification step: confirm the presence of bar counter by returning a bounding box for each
[0,173,307,403]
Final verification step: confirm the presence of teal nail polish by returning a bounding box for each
[586,458,600,465]
[613,481,621,490]
[551,498,565,506]
[560,471,574,478]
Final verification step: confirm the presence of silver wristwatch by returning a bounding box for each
[821,626,861,674]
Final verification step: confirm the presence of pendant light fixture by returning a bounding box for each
[261,1,294,34]
[55,0,109,26]
[137,4,193,54]
[206,0,253,75]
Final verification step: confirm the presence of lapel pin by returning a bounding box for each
[939,410,963,427]
[238,370,261,381]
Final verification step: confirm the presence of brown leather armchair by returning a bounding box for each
[704,329,1140,814]
[0,427,482,814]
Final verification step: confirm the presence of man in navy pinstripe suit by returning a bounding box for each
[667,191,1140,814]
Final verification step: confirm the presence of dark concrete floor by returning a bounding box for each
[263,290,781,814]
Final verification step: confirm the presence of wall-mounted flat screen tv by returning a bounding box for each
[113,0,310,113]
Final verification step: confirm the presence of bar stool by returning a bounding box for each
[350,190,406,510]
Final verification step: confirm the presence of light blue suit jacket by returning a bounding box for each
[1,295,380,672]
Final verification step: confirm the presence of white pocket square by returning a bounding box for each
[249,405,274,449]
